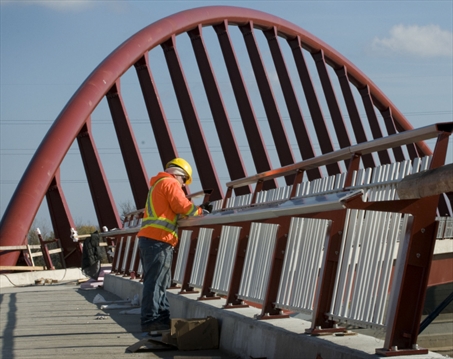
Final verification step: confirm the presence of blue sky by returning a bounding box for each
[1,0,452,228]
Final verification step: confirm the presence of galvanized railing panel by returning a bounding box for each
[210,225,242,295]
[173,230,193,285]
[189,227,214,289]
[237,222,279,304]
[329,211,409,329]
[436,216,453,239]
[226,193,252,209]
[276,217,331,314]
[255,185,292,204]
[211,198,224,212]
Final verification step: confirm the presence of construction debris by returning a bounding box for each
[34,278,58,285]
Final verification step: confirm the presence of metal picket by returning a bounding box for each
[237,222,279,304]
[173,230,193,285]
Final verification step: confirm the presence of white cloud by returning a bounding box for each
[372,24,453,58]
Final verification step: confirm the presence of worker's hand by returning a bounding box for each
[199,202,213,213]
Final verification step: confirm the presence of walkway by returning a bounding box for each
[0,278,234,359]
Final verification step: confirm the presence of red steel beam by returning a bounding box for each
[312,51,352,150]
[161,36,223,201]
[77,120,122,231]
[287,37,341,176]
[45,170,82,268]
[213,21,277,191]
[335,67,376,168]
[106,82,150,209]
[264,27,322,181]
[239,22,296,185]
[359,85,392,165]
[188,25,251,196]
[134,53,179,168]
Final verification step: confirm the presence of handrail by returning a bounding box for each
[226,122,453,189]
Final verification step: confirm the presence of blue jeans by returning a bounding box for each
[138,237,173,331]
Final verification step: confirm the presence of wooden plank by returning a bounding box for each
[0,245,41,250]
[0,266,46,271]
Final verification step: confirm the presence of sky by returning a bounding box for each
[1,0,452,229]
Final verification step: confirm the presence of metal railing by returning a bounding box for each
[0,229,66,271]
[101,122,453,356]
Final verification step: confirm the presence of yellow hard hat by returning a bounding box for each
[166,158,193,185]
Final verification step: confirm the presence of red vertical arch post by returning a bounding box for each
[77,120,122,231]
[239,22,296,185]
[213,21,278,191]
[264,27,322,181]
[161,35,223,201]
[134,53,179,167]
[359,85,391,165]
[188,25,251,195]
[45,170,81,267]
[335,67,376,168]
[106,82,150,209]
[312,51,352,149]
[287,36,341,176]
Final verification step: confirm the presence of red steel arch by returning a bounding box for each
[0,6,436,267]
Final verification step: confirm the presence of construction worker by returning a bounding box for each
[137,158,209,334]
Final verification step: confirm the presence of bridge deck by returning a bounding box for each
[0,268,449,359]
[0,272,232,359]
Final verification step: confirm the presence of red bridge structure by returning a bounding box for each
[1,6,452,357]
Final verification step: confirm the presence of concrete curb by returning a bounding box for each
[0,268,86,288]
[103,274,446,359]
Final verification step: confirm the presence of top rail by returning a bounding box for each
[226,122,453,189]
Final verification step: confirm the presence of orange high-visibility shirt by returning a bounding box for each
[137,172,202,247]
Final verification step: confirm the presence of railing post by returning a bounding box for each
[37,229,55,270]
[224,222,252,308]
[198,225,223,300]
[222,187,233,209]
[178,228,200,294]
[376,130,451,356]
[290,169,305,198]
[307,210,348,335]
[257,217,291,319]
[343,153,361,188]
[251,180,264,205]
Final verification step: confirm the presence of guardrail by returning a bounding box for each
[0,229,65,271]
[100,122,453,356]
